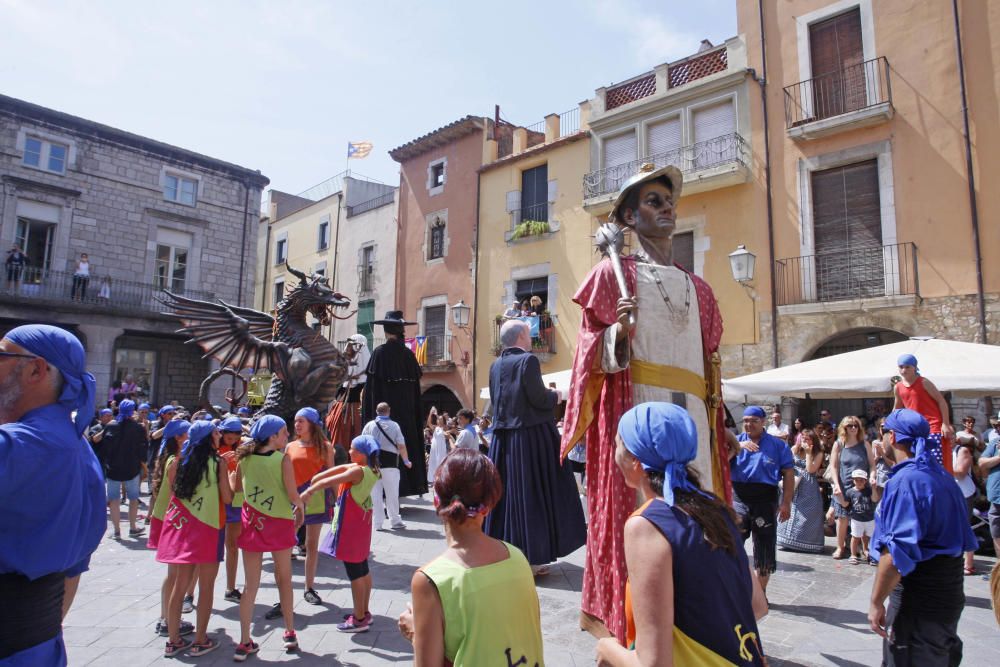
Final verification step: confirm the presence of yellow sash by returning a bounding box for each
[630,359,707,400]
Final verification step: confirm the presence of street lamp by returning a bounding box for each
[728,244,756,283]
[451,299,471,329]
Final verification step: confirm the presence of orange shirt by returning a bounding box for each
[286,441,326,487]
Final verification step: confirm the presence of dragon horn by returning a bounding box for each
[286,263,309,285]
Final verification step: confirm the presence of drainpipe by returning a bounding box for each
[237,181,251,307]
[472,144,483,410]
[951,0,988,344]
[329,192,344,342]
[757,0,780,367]
[260,219,271,312]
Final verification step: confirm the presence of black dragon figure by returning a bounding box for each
[159,264,355,423]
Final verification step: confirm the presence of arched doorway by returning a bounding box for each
[421,384,463,423]
[797,328,907,429]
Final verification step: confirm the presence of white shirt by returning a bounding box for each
[75,260,90,277]
[362,417,405,455]
[454,427,478,450]
[767,423,790,441]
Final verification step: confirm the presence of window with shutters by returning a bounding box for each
[423,305,447,364]
[646,117,682,163]
[811,159,884,301]
[426,213,447,261]
[520,164,548,223]
[672,232,695,273]
[808,8,865,120]
[358,244,375,294]
[602,130,638,194]
[273,279,285,306]
[692,100,736,169]
[356,299,375,349]
[317,219,329,250]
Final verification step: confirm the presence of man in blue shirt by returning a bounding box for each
[868,409,977,667]
[0,324,106,666]
[728,405,795,594]
[978,427,1000,567]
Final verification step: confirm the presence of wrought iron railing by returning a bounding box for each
[583,132,749,199]
[559,107,580,136]
[775,242,918,306]
[346,191,395,217]
[492,315,555,356]
[783,57,892,129]
[0,266,215,315]
[357,263,375,295]
[417,333,454,367]
[513,201,549,227]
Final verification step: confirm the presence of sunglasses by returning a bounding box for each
[846,424,859,429]
[0,351,39,361]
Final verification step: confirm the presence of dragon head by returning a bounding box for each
[285,264,352,326]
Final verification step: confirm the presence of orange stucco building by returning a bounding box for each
[389,117,493,411]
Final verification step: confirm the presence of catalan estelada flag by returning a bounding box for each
[347,141,373,159]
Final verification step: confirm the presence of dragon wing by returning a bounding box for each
[159,291,283,375]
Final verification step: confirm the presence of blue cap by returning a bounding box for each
[99,408,113,417]
[351,434,380,458]
[219,416,244,433]
[897,353,918,369]
[743,406,767,419]
[295,407,321,425]
[159,406,177,417]
[250,414,286,441]
[237,406,251,415]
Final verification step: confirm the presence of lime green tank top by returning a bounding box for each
[151,455,175,521]
[177,458,221,529]
[240,451,293,520]
[420,542,545,666]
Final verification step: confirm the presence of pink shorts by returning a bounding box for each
[237,504,296,553]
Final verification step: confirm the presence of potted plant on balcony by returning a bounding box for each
[510,219,550,241]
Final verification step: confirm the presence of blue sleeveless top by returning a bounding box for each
[625,498,765,665]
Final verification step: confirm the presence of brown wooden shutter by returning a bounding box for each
[809,8,864,119]
[812,159,884,300]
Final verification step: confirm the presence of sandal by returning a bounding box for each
[831,548,846,559]
[187,638,219,657]
[964,567,977,576]
[164,637,193,658]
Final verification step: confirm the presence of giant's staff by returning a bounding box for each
[594,221,635,327]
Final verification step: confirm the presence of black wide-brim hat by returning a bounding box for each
[373,310,417,326]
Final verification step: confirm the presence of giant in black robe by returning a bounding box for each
[362,337,427,496]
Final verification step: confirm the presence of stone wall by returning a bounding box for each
[115,333,209,409]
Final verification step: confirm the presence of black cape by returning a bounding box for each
[362,338,427,495]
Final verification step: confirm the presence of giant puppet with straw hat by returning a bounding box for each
[361,310,428,496]
[560,163,732,641]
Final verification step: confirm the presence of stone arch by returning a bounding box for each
[783,310,915,364]
[805,327,908,361]
[420,383,463,422]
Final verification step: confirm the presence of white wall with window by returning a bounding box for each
[154,227,193,293]
[318,216,330,251]
[275,231,288,265]
[273,277,285,306]
[160,167,200,206]
[358,243,376,295]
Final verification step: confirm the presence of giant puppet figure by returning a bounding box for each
[560,163,731,642]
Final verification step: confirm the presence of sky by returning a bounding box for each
[0,0,737,199]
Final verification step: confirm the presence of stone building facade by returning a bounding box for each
[0,94,268,408]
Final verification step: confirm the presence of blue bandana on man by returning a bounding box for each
[867,409,977,666]
[0,324,106,666]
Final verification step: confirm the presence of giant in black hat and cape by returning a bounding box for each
[361,310,427,495]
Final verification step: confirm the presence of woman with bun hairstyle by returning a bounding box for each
[157,420,234,658]
[233,415,304,661]
[287,407,334,606]
[217,416,246,602]
[397,448,544,666]
[306,434,381,633]
[148,419,194,640]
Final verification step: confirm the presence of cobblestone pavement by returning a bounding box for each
[68,495,998,666]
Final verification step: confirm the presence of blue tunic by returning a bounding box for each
[0,404,106,666]
[731,433,795,486]
[870,452,977,576]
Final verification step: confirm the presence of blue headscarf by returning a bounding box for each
[237,407,251,416]
[250,414,286,441]
[219,416,244,433]
[883,408,930,457]
[351,434,380,460]
[139,402,151,411]
[743,406,767,419]
[117,399,136,422]
[158,418,190,456]
[181,420,217,464]
[618,402,708,506]
[897,353,919,372]
[159,406,177,418]
[99,408,113,417]
[4,324,96,438]
[295,407,321,425]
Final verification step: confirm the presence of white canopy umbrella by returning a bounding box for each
[479,367,572,400]
[723,338,1000,401]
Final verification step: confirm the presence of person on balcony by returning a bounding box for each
[561,162,728,642]
[503,300,521,319]
[5,244,27,292]
[70,252,90,301]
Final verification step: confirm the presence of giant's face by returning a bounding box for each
[624,181,675,241]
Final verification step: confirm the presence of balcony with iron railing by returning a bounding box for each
[492,314,556,361]
[416,333,457,372]
[783,57,893,140]
[357,263,375,295]
[583,132,750,209]
[346,190,395,217]
[775,242,918,310]
[0,266,215,317]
